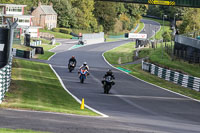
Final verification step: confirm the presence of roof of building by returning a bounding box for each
[3,14,34,18]
[40,5,57,15]
[0,4,27,7]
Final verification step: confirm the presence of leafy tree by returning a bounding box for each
[72,0,98,32]
[94,1,117,33]
[52,0,76,28]
[162,31,171,42]
[0,0,14,3]
[178,8,200,34]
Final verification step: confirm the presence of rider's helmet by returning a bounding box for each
[72,56,75,59]
[83,62,87,66]
[107,69,112,75]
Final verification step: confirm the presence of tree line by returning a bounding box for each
[1,0,199,34]
[147,5,200,34]
[0,0,147,34]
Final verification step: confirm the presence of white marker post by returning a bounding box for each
[0,44,5,51]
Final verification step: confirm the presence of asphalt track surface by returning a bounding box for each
[0,19,200,133]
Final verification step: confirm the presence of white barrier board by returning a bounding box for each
[128,33,147,39]
[0,44,5,51]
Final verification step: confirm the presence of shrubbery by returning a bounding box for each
[59,28,72,34]
[52,28,60,32]
[52,28,72,34]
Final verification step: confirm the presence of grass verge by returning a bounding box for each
[134,22,144,33]
[0,128,50,133]
[104,42,135,64]
[36,43,60,60]
[0,59,98,116]
[39,29,72,39]
[13,44,33,51]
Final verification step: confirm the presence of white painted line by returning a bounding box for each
[102,49,200,103]
[47,42,62,61]
[49,64,109,117]
[104,94,191,101]
[49,42,62,52]
[48,53,56,61]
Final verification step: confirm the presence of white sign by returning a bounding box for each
[0,44,5,51]
[128,33,147,39]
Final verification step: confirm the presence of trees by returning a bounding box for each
[71,0,99,32]
[94,1,117,33]
[178,8,200,34]
[52,0,76,28]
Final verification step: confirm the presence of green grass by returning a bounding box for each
[13,44,33,51]
[39,29,72,39]
[36,43,60,60]
[0,59,98,116]
[105,38,122,42]
[152,26,171,40]
[142,16,170,26]
[0,128,50,133]
[134,22,144,33]
[104,42,135,64]
[37,38,51,44]
[37,51,54,60]
[104,42,200,100]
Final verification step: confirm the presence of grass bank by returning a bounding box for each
[104,42,135,64]
[36,43,60,60]
[134,22,144,33]
[39,29,72,39]
[0,59,98,116]
[104,43,200,100]
[0,128,50,133]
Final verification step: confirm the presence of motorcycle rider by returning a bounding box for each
[79,62,89,74]
[68,56,77,68]
[102,69,115,87]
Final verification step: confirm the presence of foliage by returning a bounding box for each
[162,31,171,42]
[0,0,14,3]
[59,28,72,34]
[147,5,185,20]
[52,0,76,28]
[178,8,200,34]
[72,0,99,32]
[52,28,60,32]
[94,1,117,33]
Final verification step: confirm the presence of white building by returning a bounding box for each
[0,4,41,38]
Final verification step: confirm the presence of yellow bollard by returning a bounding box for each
[80,98,84,110]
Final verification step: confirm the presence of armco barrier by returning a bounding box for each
[0,57,12,104]
[142,60,200,92]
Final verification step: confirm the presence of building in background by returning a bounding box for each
[0,4,41,38]
[31,2,57,29]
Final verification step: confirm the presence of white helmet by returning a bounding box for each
[83,62,87,65]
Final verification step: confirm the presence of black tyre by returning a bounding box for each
[80,75,84,83]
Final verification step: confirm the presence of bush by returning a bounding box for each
[60,28,72,34]
[52,28,60,32]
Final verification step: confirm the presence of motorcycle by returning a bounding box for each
[103,76,114,94]
[79,68,88,83]
[68,62,75,72]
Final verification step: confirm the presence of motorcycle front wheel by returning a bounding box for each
[80,75,84,83]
